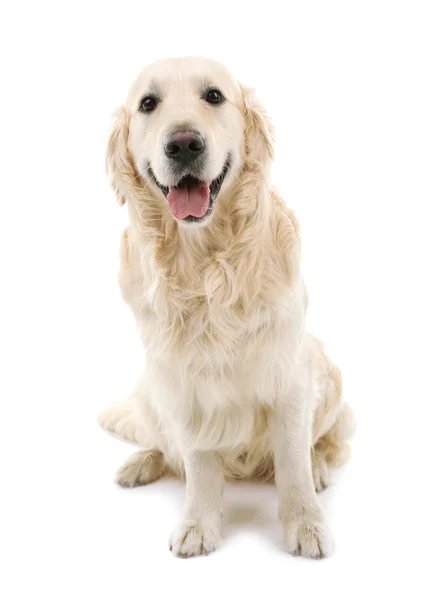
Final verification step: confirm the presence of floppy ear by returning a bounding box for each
[240,84,275,169]
[105,106,135,206]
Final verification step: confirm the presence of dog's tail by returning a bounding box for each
[97,398,151,447]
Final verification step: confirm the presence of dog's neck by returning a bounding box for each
[123,146,300,309]
[126,173,277,303]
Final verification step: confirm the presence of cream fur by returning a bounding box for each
[98,57,354,559]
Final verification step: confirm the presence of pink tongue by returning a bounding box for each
[167,182,210,219]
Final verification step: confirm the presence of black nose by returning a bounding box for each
[164,131,205,163]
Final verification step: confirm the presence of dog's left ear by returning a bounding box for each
[240,84,275,168]
[105,106,135,206]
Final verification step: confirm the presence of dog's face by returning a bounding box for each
[126,58,245,224]
[107,57,274,225]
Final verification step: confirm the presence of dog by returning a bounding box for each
[98,57,354,559]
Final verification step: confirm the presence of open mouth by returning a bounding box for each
[148,158,230,223]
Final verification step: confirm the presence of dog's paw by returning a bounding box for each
[169,520,220,558]
[115,450,164,488]
[284,518,332,559]
[312,451,330,492]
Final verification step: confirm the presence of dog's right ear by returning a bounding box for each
[105,106,134,206]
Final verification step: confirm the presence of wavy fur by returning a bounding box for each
[98,58,353,558]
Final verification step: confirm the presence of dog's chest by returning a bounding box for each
[144,280,262,365]
[121,235,303,388]
[140,266,301,391]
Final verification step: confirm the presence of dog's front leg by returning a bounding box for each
[271,382,333,558]
[169,450,223,558]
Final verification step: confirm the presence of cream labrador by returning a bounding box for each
[99,57,354,559]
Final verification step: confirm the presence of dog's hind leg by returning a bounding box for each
[115,449,166,487]
[97,396,153,447]
[309,336,355,491]
[98,382,171,486]
[312,403,354,491]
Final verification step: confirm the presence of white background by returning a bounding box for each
[1,1,443,598]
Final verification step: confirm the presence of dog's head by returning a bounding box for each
[107,57,273,226]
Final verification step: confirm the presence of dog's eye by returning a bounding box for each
[205,89,224,105]
[140,96,158,113]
